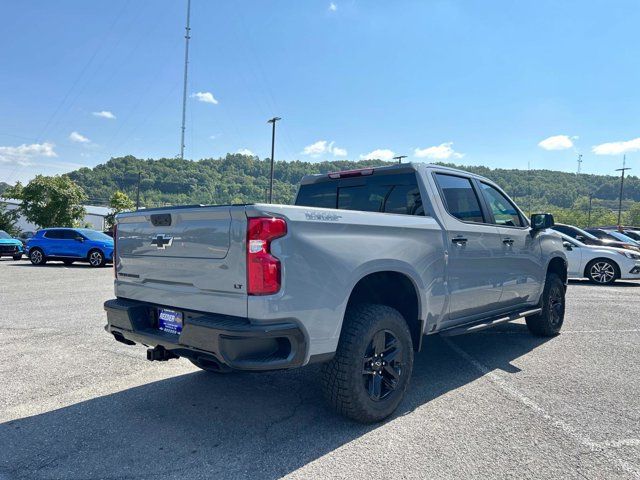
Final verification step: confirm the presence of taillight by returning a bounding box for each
[246,217,287,295]
[113,223,118,279]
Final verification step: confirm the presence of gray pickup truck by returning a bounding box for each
[105,163,567,422]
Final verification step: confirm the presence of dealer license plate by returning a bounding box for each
[157,308,183,335]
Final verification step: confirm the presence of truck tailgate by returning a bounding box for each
[115,206,247,317]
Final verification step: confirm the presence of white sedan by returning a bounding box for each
[557,232,640,285]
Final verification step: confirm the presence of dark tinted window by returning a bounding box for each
[337,184,390,212]
[384,185,424,215]
[479,182,524,227]
[434,173,484,223]
[44,230,64,239]
[552,225,572,236]
[62,230,79,239]
[296,173,425,216]
[295,183,337,209]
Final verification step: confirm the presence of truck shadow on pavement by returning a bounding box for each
[0,323,549,479]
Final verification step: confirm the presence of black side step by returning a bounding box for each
[439,308,542,337]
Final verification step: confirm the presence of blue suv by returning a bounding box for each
[0,230,24,260]
[26,228,114,267]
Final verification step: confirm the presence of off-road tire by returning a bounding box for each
[12,254,22,261]
[525,273,565,337]
[63,260,74,266]
[321,303,414,423]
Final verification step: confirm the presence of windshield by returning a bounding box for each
[0,230,12,239]
[608,231,640,245]
[571,226,598,240]
[80,229,112,242]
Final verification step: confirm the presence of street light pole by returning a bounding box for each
[615,155,631,226]
[135,171,141,211]
[393,155,407,165]
[267,117,281,203]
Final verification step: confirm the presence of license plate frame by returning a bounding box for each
[157,308,183,335]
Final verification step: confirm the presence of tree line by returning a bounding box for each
[2,153,640,233]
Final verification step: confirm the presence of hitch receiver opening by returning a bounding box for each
[146,346,178,362]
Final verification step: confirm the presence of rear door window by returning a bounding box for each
[434,173,484,223]
[44,230,63,239]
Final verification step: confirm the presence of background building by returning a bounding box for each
[1,199,111,232]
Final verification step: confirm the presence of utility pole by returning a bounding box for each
[577,154,583,174]
[267,117,281,203]
[615,155,631,226]
[393,155,407,165]
[527,160,532,217]
[587,193,593,227]
[179,0,192,161]
[135,171,141,210]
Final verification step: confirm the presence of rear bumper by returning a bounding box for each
[104,298,307,371]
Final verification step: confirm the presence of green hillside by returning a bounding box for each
[59,154,640,227]
[64,154,640,208]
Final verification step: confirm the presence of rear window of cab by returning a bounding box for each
[295,172,425,216]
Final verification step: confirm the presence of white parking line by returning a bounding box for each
[443,337,640,479]
[476,329,640,335]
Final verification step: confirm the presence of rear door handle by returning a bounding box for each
[502,238,514,245]
[451,237,468,246]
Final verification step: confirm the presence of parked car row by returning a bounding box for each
[0,228,114,267]
[551,223,640,284]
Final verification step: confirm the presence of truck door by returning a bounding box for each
[432,172,504,321]
[476,181,544,308]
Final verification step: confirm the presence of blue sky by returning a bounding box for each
[1,0,639,184]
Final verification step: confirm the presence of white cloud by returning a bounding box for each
[302,140,347,157]
[414,142,464,160]
[69,131,90,144]
[538,135,575,151]
[0,142,57,166]
[237,148,255,156]
[332,146,347,157]
[92,110,116,119]
[360,149,395,161]
[329,2,337,11]
[191,91,219,105]
[592,137,640,156]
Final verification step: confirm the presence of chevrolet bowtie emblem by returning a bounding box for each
[151,234,173,249]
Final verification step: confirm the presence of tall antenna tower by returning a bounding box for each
[179,0,192,160]
[577,154,583,174]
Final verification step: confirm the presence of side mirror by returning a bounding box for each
[562,241,574,251]
[530,213,554,231]
[75,236,85,242]
[576,235,585,241]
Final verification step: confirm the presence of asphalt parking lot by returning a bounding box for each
[1,259,639,480]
